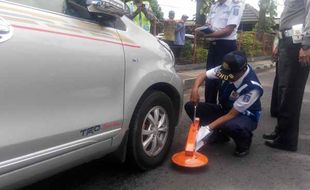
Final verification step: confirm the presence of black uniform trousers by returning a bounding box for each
[276,37,310,148]
[205,40,237,103]
[270,60,279,117]
[185,102,258,149]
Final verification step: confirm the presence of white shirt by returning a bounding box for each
[206,66,261,113]
[206,0,245,40]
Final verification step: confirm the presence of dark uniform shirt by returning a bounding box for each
[280,0,310,46]
[207,66,264,121]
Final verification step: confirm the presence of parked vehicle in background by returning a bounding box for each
[0,0,183,189]
[156,32,194,40]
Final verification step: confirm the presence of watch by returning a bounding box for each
[302,45,310,50]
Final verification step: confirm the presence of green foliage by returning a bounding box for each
[196,47,208,63]
[181,42,193,60]
[179,42,208,63]
[238,32,263,57]
[257,0,277,33]
[147,0,163,20]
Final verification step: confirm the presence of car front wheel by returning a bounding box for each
[128,91,175,170]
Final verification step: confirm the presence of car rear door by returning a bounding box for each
[0,0,125,172]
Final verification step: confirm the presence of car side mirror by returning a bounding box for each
[86,0,129,17]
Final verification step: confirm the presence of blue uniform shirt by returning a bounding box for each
[175,22,186,45]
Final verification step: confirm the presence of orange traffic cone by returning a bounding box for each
[171,117,208,168]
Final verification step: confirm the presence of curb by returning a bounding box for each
[175,63,205,72]
[181,61,275,90]
[175,56,271,72]
[252,62,276,73]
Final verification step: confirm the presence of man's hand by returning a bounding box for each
[195,125,212,151]
[190,73,206,104]
[190,88,200,105]
[136,4,142,12]
[139,4,156,21]
[299,48,310,67]
[194,24,212,36]
[272,47,279,63]
[140,4,147,12]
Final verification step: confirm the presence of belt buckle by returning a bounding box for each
[284,29,292,37]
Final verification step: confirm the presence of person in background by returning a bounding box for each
[127,0,156,33]
[263,0,310,151]
[174,14,189,58]
[163,10,177,47]
[185,51,263,157]
[195,0,245,104]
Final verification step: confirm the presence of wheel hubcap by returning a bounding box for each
[141,106,169,157]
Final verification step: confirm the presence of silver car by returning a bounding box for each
[0,0,183,189]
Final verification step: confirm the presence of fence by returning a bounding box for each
[187,32,275,63]
[237,32,275,58]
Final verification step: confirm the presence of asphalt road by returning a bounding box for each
[22,69,310,190]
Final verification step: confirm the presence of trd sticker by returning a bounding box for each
[80,121,122,137]
[80,125,101,137]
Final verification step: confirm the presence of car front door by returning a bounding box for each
[0,0,125,173]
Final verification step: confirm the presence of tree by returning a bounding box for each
[256,0,277,33]
[147,0,163,20]
[195,0,214,25]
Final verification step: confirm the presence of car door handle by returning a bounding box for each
[0,17,13,43]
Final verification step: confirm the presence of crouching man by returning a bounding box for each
[185,51,263,157]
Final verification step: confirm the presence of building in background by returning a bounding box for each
[239,4,259,31]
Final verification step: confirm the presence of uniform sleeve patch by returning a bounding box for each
[242,93,252,102]
[233,7,240,16]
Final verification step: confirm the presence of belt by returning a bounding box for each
[278,29,293,39]
[210,39,236,45]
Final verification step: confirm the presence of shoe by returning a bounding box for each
[264,140,297,152]
[233,147,249,157]
[262,131,278,141]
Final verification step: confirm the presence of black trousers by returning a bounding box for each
[173,45,183,58]
[165,40,178,58]
[185,102,258,149]
[276,37,310,148]
[270,61,279,117]
[205,40,237,103]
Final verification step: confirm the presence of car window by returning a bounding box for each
[7,0,126,30]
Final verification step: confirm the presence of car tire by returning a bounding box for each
[127,91,175,170]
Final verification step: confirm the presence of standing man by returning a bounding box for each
[127,0,156,33]
[163,10,177,46]
[196,0,245,104]
[174,14,189,58]
[263,0,310,151]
